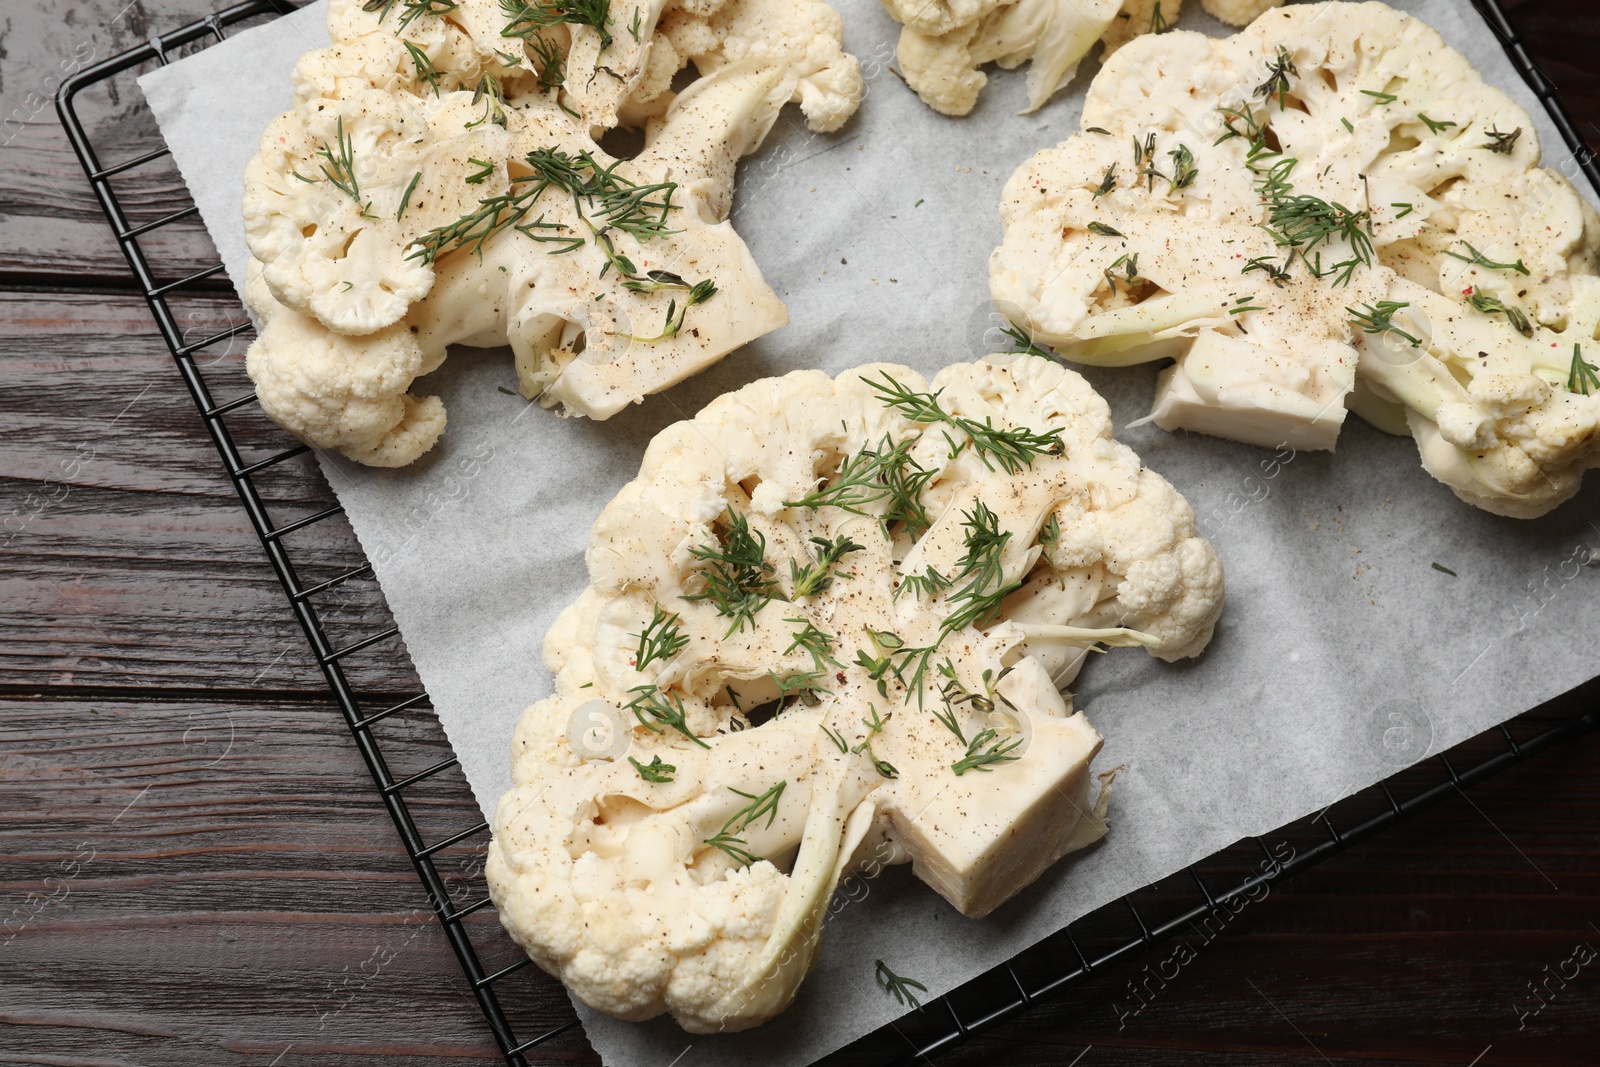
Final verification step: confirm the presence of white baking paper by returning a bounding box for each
[140,3,1600,1064]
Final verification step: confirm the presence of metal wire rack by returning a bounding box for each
[53,2,1599,1064]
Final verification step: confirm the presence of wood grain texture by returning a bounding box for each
[1,0,1598,1065]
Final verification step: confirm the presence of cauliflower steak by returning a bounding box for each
[992,1,1600,517]
[241,0,864,466]
[487,354,1224,1031]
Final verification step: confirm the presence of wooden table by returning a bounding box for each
[3,2,1597,1064]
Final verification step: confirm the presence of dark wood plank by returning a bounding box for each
[0,288,418,697]
[0,696,591,1067]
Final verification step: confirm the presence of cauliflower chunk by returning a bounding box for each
[992,1,1600,517]
[886,0,1282,117]
[487,355,1224,1031]
[242,0,861,466]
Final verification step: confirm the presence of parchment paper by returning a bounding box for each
[139,3,1600,1064]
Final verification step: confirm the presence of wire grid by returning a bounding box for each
[52,2,1600,1064]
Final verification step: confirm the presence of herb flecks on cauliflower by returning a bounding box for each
[242,0,862,466]
[487,355,1223,1031]
[991,1,1600,517]
[884,0,1282,118]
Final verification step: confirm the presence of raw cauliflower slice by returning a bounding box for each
[887,0,1283,117]
[242,0,861,466]
[487,354,1223,1031]
[991,1,1600,517]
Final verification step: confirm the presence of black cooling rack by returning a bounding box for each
[53,2,1600,1064]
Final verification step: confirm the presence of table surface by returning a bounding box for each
[3,2,1598,1065]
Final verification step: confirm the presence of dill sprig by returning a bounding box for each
[1092,163,1117,199]
[820,724,848,753]
[1417,113,1457,135]
[1243,255,1292,287]
[1168,144,1198,190]
[395,171,421,221]
[626,685,709,748]
[784,617,842,671]
[941,502,1021,634]
[1104,251,1148,294]
[621,279,718,342]
[314,116,362,205]
[501,0,613,50]
[875,960,927,1010]
[1481,126,1522,154]
[465,158,495,184]
[465,74,507,130]
[1468,292,1534,337]
[1040,512,1061,548]
[1568,344,1598,396]
[365,0,458,30]
[938,658,997,714]
[528,34,566,93]
[403,41,442,96]
[897,566,950,601]
[1361,89,1397,104]
[768,669,828,706]
[1001,321,1056,358]
[702,781,786,867]
[1392,202,1415,219]
[952,727,1024,775]
[410,146,679,263]
[1263,194,1373,278]
[629,754,676,782]
[1149,1,1169,33]
[1348,300,1421,347]
[1445,241,1529,276]
[789,536,864,599]
[632,604,688,672]
[628,7,641,41]
[783,435,937,536]
[864,374,1064,476]
[682,509,780,635]
[1254,46,1298,109]
[1133,132,1160,192]
[1086,221,1124,238]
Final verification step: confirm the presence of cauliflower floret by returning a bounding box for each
[487,355,1223,1031]
[991,1,1600,517]
[886,0,1282,117]
[242,0,859,464]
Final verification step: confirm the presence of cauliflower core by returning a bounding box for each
[241,0,863,466]
[884,0,1284,117]
[991,1,1600,517]
[487,354,1224,1031]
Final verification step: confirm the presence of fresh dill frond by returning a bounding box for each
[789,535,864,599]
[1001,321,1056,358]
[314,116,361,205]
[1417,113,1457,135]
[940,501,1020,634]
[632,604,688,672]
[465,73,507,129]
[875,960,927,1009]
[464,158,496,184]
[1444,241,1529,276]
[1168,143,1198,190]
[1149,1,1169,33]
[783,435,936,536]
[820,723,848,753]
[1086,221,1124,238]
[528,34,567,94]
[952,727,1024,775]
[864,374,1065,475]
[1103,251,1149,295]
[1254,46,1298,109]
[403,41,442,96]
[1361,89,1397,104]
[396,171,422,221]
[1040,512,1061,548]
[682,509,779,635]
[1568,344,1598,396]
[1480,126,1522,154]
[626,685,709,748]
[629,754,676,782]
[1243,255,1292,287]
[501,0,614,50]
[1347,300,1421,347]
[1092,163,1118,199]
[1467,292,1534,337]
[1391,202,1415,219]
[622,279,718,342]
[784,617,842,671]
